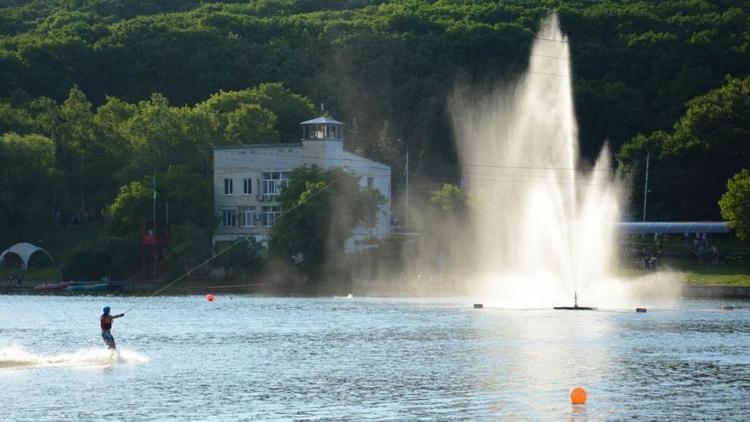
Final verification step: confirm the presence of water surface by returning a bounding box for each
[1,295,748,420]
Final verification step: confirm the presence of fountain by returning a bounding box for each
[450,14,621,309]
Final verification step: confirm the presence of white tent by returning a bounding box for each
[0,242,55,270]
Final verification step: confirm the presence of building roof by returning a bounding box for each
[616,222,730,234]
[300,116,343,125]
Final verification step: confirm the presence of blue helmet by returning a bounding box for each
[103,306,110,315]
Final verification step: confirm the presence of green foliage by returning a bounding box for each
[105,181,152,237]
[0,79,314,278]
[270,165,382,276]
[119,93,218,180]
[416,183,474,274]
[214,237,264,273]
[3,0,746,174]
[0,132,58,245]
[166,223,212,273]
[161,164,214,228]
[618,76,750,220]
[429,183,470,215]
[719,169,750,242]
[2,0,750,276]
[225,103,278,144]
[60,235,139,280]
[196,83,315,143]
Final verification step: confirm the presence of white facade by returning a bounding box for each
[212,116,391,252]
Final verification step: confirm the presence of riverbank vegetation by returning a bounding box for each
[1,1,749,284]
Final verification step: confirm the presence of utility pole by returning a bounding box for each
[152,172,157,222]
[153,172,157,280]
[642,151,650,222]
[397,139,409,230]
[405,147,409,229]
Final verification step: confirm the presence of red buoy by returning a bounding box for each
[570,386,587,405]
[206,293,215,302]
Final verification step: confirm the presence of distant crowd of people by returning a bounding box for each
[689,233,719,263]
[625,247,659,271]
[626,232,720,271]
[5,273,23,287]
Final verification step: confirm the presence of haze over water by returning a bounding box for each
[452,15,623,308]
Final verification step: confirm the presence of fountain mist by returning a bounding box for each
[451,14,624,308]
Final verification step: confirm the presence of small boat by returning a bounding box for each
[64,280,122,292]
[35,281,73,291]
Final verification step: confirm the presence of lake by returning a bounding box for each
[1,295,749,420]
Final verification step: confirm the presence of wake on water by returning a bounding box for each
[0,345,149,370]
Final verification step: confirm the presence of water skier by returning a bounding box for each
[100,306,124,349]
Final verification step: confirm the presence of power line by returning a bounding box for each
[216,145,619,174]
[214,145,742,191]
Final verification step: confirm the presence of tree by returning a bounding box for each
[105,180,153,237]
[269,165,382,277]
[214,236,264,274]
[225,103,278,144]
[166,223,213,274]
[244,83,316,142]
[161,164,214,228]
[0,132,58,245]
[719,169,750,242]
[429,183,470,215]
[61,236,139,280]
[53,86,99,217]
[420,183,474,273]
[119,93,218,181]
[618,76,750,220]
[196,83,315,144]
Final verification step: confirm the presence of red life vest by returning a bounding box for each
[100,315,112,330]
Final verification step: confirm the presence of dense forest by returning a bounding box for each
[1,0,749,277]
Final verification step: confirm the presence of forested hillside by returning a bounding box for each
[1,0,749,268]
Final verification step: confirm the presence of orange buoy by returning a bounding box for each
[570,386,587,405]
[206,293,215,302]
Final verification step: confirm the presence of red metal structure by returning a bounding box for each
[142,221,167,279]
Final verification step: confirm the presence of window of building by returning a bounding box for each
[304,124,340,140]
[261,172,289,196]
[223,178,233,195]
[221,209,237,227]
[242,178,252,195]
[367,177,374,189]
[261,206,281,227]
[240,206,256,227]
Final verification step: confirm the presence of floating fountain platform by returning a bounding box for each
[553,292,597,311]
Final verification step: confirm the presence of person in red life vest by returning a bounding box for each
[101,306,124,349]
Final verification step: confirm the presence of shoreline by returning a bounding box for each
[2,283,750,299]
[681,284,750,299]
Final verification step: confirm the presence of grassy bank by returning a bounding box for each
[619,258,750,286]
[4,227,750,289]
[663,260,750,286]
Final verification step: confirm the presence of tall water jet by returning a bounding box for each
[450,14,622,308]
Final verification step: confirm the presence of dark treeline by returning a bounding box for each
[1,0,750,274]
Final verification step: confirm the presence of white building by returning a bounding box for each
[212,116,391,252]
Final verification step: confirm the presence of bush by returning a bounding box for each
[61,236,139,280]
[214,237,265,274]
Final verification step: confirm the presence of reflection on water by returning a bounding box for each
[0,295,748,420]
